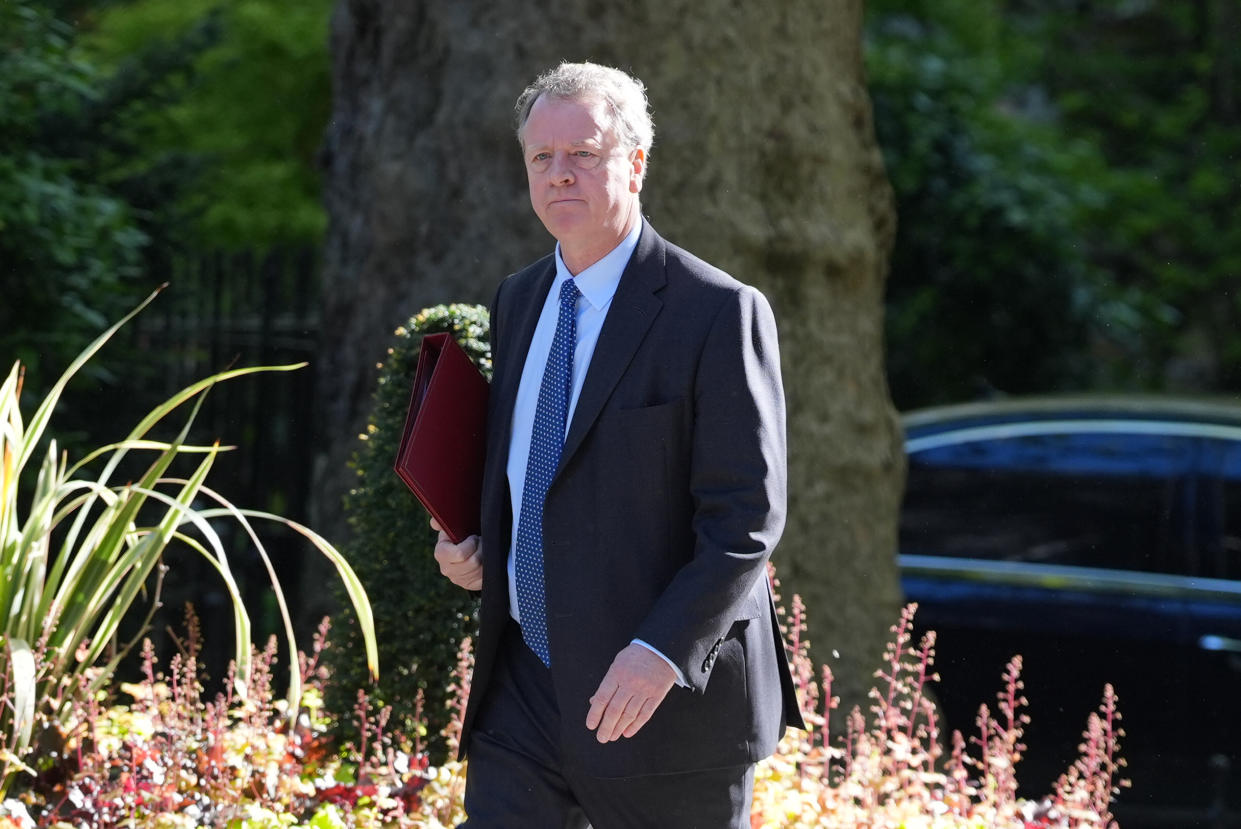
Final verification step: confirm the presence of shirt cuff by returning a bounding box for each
[631,638,688,688]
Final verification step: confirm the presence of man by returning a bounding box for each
[433,61,804,828]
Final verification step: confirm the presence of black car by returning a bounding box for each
[899,396,1241,828]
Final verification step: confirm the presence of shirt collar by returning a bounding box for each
[553,221,642,310]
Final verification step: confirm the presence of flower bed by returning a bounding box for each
[1,582,1127,828]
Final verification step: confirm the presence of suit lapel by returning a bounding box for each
[558,222,666,474]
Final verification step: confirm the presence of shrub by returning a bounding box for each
[0,0,218,398]
[0,288,378,799]
[326,304,489,763]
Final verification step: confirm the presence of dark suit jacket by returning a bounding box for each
[461,220,805,778]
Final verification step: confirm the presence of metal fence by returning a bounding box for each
[125,246,323,681]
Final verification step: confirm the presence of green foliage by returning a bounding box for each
[1007,0,1241,389]
[83,0,334,248]
[0,0,215,395]
[2,0,333,417]
[866,9,1104,409]
[327,304,490,763]
[0,288,378,797]
[868,1,1241,406]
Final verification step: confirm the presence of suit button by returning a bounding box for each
[702,640,723,672]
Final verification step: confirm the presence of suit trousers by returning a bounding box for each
[459,621,755,829]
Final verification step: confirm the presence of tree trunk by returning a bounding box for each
[316,0,904,711]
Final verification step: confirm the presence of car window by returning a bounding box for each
[1203,437,1241,581]
[902,429,1197,576]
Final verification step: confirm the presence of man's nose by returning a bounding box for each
[549,153,575,184]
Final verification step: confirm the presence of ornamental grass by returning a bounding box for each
[0,287,377,813]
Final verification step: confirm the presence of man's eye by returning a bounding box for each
[532,152,551,163]
[573,150,603,169]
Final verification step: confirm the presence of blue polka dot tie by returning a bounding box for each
[515,278,581,666]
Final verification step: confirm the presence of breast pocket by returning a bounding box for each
[596,398,686,465]
[591,399,688,566]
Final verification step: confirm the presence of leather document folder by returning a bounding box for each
[394,332,489,543]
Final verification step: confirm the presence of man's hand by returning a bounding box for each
[585,644,676,743]
[431,519,483,591]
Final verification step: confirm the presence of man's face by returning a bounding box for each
[521,95,644,269]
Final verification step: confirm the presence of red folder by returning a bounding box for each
[394,332,489,543]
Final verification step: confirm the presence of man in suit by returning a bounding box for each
[432,61,804,828]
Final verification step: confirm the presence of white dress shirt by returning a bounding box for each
[505,222,686,684]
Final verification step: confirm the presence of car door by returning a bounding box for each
[1188,435,1241,810]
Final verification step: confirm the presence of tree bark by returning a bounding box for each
[317,0,904,711]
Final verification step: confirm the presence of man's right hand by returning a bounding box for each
[431,518,483,591]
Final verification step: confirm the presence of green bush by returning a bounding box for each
[866,10,1102,409]
[0,0,217,397]
[327,303,490,761]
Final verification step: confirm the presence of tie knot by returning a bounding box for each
[559,278,581,308]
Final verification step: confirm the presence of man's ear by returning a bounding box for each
[630,148,646,193]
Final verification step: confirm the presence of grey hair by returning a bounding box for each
[514,61,654,155]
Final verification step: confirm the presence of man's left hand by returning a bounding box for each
[585,644,676,743]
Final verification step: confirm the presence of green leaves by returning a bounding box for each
[2,638,34,751]
[870,1,1241,402]
[0,0,201,399]
[0,289,378,796]
[84,0,333,248]
[869,11,1103,408]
